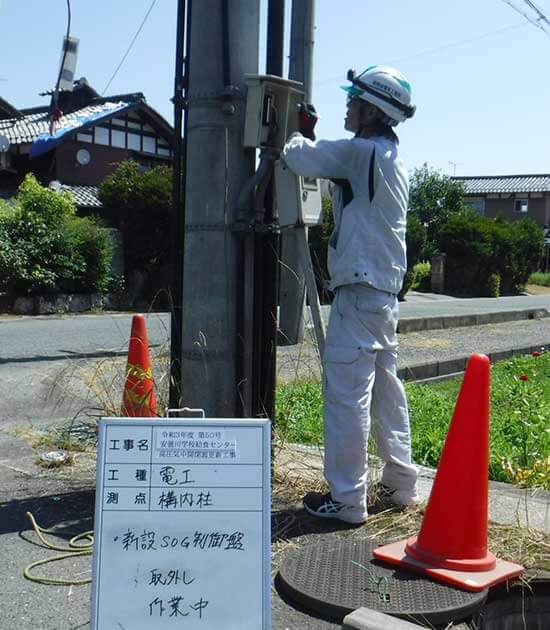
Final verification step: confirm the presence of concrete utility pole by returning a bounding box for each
[179,1,260,416]
[278,0,316,345]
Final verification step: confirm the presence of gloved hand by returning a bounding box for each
[299,103,318,141]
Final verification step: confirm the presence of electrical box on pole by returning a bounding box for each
[243,74,322,228]
[243,74,303,149]
[274,162,322,228]
[241,72,326,357]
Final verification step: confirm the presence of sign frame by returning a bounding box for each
[90,417,271,629]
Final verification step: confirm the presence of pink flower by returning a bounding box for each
[532,351,541,357]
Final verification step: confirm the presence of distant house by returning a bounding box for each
[0,78,174,211]
[452,174,550,229]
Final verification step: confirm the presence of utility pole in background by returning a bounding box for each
[278,0,316,345]
[177,0,260,416]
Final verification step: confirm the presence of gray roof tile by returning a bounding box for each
[58,183,102,208]
[453,175,550,194]
[0,183,101,208]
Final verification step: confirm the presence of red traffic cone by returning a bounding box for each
[121,314,158,417]
[373,354,524,591]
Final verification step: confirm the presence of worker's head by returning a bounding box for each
[342,65,415,131]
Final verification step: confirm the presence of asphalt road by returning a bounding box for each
[1,294,550,428]
[1,293,549,364]
[0,312,170,363]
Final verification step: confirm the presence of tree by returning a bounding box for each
[0,174,112,294]
[409,163,467,243]
[98,161,173,277]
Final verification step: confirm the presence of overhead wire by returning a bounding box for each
[314,21,529,88]
[501,0,550,35]
[389,22,528,64]
[522,0,550,28]
[102,0,158,95]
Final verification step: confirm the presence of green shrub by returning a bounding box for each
[436,211,544,296]
[399,213,427,300]
[62,218,113,292]
[411,261,431,292]
[485,272,501,297]
[529,271,550,287]
[0,175,112,294]
[98,161,173,276]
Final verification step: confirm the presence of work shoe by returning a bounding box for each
[374,484,421,508]
[303,492,367,525]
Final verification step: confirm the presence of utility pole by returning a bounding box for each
[178,0,260,416]
[448,161,462,176]
[278,0,316,345]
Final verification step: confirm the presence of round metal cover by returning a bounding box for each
[277,539,488,626]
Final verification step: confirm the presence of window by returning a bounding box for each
[95,126,109,146]
[127,119,141,130]
[514,198,528,213]
[76,132,92,143]
[157,147,171,157]
[127,133,141,151]
[142,136,155,153]
[465,197,485,215]
[111,129,126,148]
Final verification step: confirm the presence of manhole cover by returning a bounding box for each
[277,539,488,626]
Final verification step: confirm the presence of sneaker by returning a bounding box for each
[374,484,421,508]
[303,492,367,525]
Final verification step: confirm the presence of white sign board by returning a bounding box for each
[91,417,271,629]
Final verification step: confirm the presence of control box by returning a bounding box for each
[275,160,323,227]
[243,74,304,150]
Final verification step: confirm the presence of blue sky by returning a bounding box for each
[1,0,549,177]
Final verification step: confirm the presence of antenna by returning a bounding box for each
[448,161,462,176]
[58,36,79,91]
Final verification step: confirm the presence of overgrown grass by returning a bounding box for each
[528,271,550,287]
[275,351,550,489]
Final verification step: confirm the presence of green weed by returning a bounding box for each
[529,271,550,287]
[276,351,550,490]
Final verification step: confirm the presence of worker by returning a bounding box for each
[282,65,419,524]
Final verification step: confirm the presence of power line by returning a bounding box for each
[501,0,550,35]
[389,22,528,64]
[314,21,528,88]
[102,0,158,95]
[522,0,550,27]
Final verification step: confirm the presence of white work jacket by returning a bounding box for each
[282,133,408,295]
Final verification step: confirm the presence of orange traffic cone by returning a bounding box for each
[121,314,158,417]
[373,353,524,591]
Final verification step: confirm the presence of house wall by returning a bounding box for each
[55,139,171,186]
[476,195,548,227]
[55,140,134,186]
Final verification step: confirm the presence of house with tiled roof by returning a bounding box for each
[452,174,550,229]
[0,78,173,211]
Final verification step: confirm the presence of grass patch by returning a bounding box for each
[528,271,550,287]
[275,351,550,489]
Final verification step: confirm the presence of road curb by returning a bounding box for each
[398,308,549,333]
[398,343,547,383]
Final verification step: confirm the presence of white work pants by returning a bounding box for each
[323,284,417,516]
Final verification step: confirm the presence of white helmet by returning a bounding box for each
[342,65,415,126]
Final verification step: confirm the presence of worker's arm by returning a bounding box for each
[282,133,360,180]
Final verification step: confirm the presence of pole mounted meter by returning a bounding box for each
[243,74,323,228]
[274,160,322,228]
[243,74,304,150]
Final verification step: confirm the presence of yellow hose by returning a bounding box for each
[23,512,93,586]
